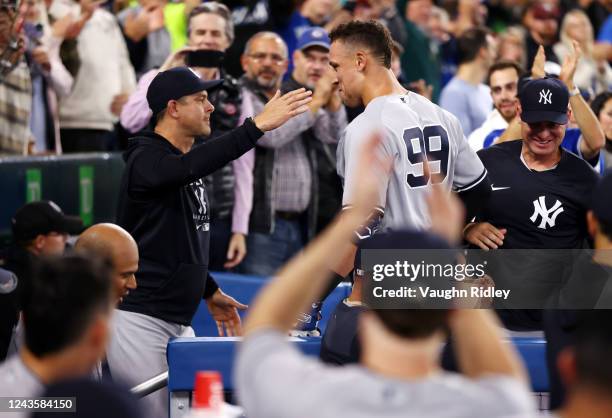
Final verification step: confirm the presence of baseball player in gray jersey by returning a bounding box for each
[329,20,491,235]
[315,21,493,357]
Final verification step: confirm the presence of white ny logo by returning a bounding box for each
[539,89,552,105]
[530,196,564,229]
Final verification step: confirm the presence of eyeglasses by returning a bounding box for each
[248,53,286,65]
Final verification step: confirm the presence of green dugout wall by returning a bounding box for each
[0,153,125,246]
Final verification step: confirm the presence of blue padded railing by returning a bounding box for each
[167,336,322,393]
[191,272,351,336]
[167,336,549,394]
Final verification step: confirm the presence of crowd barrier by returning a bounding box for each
[0,153,124,246]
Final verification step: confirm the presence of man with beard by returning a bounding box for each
[238,29,347,277]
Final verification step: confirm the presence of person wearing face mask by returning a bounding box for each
[121,2,254,271]
[237,28,347,277]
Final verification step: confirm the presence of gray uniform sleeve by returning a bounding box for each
[450,116,488,192]
[339,119,392,210]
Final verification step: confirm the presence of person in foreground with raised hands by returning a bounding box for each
[235,132,535,418]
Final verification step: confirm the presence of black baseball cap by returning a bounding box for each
[592,173,612,225]
[146,67,223,116]
[11,201,83,241]
[518,77,569,125]
[355,230,452,276]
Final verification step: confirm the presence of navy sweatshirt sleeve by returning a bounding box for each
[129,118,263,196]
[203,273,219,299]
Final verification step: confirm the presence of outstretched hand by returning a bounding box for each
[205,289,248,336]
[253,88,312,131]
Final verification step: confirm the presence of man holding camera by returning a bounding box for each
[121,2,252,270]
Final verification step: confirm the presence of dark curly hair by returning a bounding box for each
[591,91,612,119]
[329,20,393,69]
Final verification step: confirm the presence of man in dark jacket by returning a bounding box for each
[107,66,311,418]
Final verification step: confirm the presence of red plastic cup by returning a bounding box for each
[193,371,224,411]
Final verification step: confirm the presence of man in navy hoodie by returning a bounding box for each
[107,66,312,418]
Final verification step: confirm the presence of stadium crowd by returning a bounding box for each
[0,0,612,417]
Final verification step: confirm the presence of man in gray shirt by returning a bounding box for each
[439,27,496,136]
[235,132,535,418]
[0,255,114,418]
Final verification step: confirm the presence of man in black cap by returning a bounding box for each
[109,66,311,418]
[0,201,83,361]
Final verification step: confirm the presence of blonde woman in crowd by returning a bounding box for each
[554,9,612,94]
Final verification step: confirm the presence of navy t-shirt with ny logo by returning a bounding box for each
[476,140,598,250]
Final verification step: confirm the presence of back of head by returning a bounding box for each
[329,19,393,69]
[21,254,113,357]
[75,223,136,264]
[372,309,449,339]
[457,27,489,65]
[590,172,612,242]
[359,230,452,339]
[573,311,612,395]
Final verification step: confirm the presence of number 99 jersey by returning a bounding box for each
[337,92,487,231]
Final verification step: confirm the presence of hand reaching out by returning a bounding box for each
[253,88,312,131]
[205,289,248,336]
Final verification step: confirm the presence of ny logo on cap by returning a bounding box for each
[539,89,552,105]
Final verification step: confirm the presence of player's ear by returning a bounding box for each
[167,100,180,118]
[355,50,367,72]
